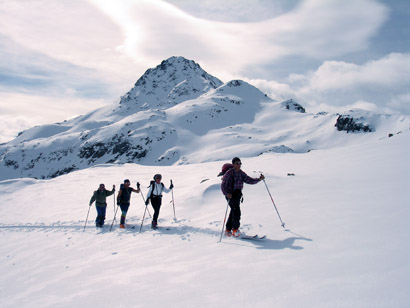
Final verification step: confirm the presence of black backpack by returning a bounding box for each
[119,184,131,203]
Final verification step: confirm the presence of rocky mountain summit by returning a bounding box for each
[119,56,223,111]
[0,56,408,180]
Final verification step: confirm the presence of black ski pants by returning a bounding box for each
[226,190,242,231]
[151,195,162,223]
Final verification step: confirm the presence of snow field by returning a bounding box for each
[0,131,409,307]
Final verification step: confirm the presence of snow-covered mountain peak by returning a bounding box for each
[119,56,223,110]
[214,79,269,101]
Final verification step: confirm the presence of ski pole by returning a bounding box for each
[83,205,91,231]
[263,179,285,228]
[170,180,177,221]
[218,200,230,242]
[138,184,151,233]
[113,193,116,216]
[139,197,150,233]
[110,205,120,232]
[138,184,152,218]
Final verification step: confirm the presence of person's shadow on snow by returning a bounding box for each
[252,229,312,250]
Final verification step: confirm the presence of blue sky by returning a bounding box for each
[0,0,409,143]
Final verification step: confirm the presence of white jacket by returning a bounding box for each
[146,182,170,199]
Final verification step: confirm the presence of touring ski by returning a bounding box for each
[238,234,266,240]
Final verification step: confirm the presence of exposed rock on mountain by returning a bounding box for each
[335,114,372,133]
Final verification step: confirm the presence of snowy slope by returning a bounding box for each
[0,130,409,307]
[1,56,409,181]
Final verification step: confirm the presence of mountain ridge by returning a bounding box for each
[0,56,408,180]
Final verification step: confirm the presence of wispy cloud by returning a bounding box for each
[0,35,112,98]
[0,92,108,143]
[163,0,299,23]
[90,0,388,76]
[0,0,138,93]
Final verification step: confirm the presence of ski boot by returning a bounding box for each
[232,229,241,238]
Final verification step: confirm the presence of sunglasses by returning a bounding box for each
[234,162,242,165]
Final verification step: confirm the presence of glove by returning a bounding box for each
[117,201,120,206]
[145,199,149,206]
[137,182,140,189]
[89,203,92,207]
[170,180,174,190]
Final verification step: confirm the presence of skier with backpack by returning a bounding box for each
[89,183,116,227]
[116,179,140,228]
[220,157,264,237]
[145,174,174,229]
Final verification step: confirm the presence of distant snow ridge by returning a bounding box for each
[281,99,306,113]
[0,56,409,181]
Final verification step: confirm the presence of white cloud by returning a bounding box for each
[303,53,410,90]
[251,53,410,115]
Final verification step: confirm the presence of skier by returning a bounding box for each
[221,157,264,237]
[89,183,116,227]
[145,174,174,229]
[116,179,140,228]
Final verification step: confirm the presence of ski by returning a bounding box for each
[239,234,258,239]
[151,226,171,231]
[238,234,266,241]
